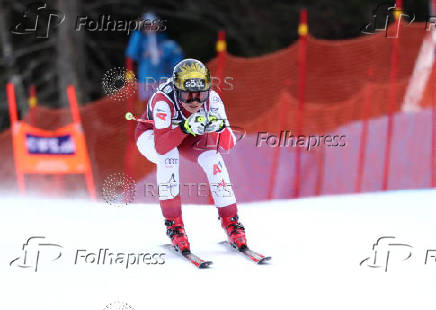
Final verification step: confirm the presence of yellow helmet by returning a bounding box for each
[172,59,211,92]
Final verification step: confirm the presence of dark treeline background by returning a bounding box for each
[0,0,430,131]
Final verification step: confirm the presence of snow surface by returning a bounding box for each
[1,189,436,310]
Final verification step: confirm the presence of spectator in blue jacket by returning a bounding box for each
[125,12,183,103]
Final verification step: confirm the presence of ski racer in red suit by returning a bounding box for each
[135,58,247,254]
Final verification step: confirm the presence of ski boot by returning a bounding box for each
[220,215,247,251]
[165,216,190,254]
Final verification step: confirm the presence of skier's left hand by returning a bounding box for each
[204,111,225,133]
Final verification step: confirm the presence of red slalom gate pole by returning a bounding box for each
[314,144,325,196]
[432,59,436,188]
[355,67,373,193]
[267,130,281,199]
[67,85,82,124]
[67,85,96,199]
[27,85,38,191]
[124,56,141,179]
[7,83,18,124]
[431,0,436,187]
[29,85,37,126]
[7,83,25,194]
[432,92,436,188]
[124,95,135,177]
[215,30,227,96]
[382,3,401,191]
[293,9,308,199]
[124,58,136,178]
[267,93,289,200]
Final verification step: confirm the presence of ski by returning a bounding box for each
[162,244,213,269]
[219,241,271,264]
[182,251,213,269]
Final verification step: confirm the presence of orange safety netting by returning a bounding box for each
[207,22,427,135]
[0,22,434,199]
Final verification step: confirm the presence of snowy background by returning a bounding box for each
[2,189,436,310]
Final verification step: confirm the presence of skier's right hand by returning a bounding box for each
[179,111,208,136]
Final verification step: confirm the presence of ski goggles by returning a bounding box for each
[178,90,209,104]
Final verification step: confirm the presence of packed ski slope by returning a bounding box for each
[1,189,436,310]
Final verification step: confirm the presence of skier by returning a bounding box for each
[135,58,247,254]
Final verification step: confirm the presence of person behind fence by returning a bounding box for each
[125,11,183,103]
[135,58,248,254]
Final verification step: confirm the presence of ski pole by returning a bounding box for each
[125,112,154,124]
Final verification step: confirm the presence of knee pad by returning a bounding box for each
[137,130,159,164]
[156,148,180,200]
[198,150,236,207]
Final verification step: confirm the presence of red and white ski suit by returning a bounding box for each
[135,79,237,210]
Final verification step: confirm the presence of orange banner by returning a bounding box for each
[7,83,95,198]
[12,121,91,174]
